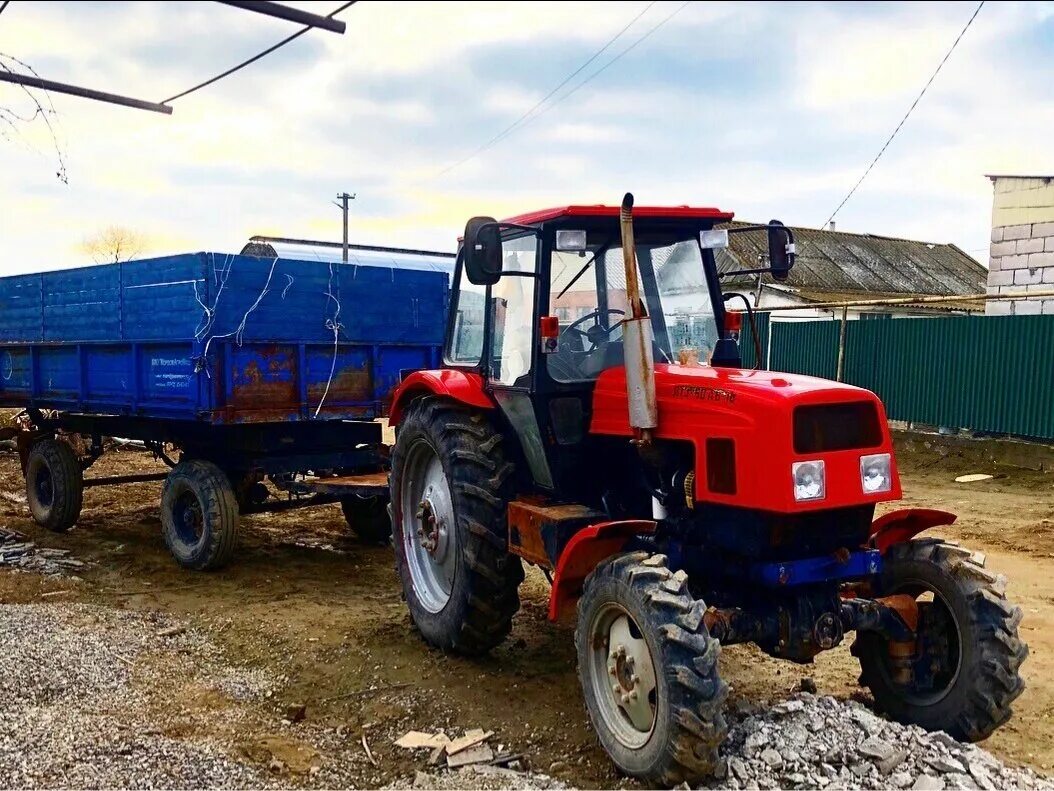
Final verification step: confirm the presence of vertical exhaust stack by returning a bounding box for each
[619,193,658,444]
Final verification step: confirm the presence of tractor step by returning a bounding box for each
[507,499,605,569]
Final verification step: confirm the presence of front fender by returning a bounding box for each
[869,508,957,554]
[388,369,495,426]
[548,520,656,622]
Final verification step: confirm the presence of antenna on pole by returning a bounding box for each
[333,192,356,262]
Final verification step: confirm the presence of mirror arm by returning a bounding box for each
[717,266,777,279]
[725,224,797,243]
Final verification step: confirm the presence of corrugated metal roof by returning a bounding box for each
[241,236,455,276]
[716,222,986,297]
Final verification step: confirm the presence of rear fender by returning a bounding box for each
[388,370,495,426]
[547,520,656,622]
[869,508,957,554]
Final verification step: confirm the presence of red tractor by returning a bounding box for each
[386,196,1026,786]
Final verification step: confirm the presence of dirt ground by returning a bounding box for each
[0,429,1052,788]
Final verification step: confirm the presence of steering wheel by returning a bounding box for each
[561,309,626,351]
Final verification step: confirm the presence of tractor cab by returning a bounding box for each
[442,202,796,503]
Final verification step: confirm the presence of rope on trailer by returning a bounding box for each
[313,258,345,418]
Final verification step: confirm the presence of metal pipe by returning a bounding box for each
[83,472,169,489]
[217,1,348,33]
[754,289,1054,313]
[618,193,658,441]
[0,71,173,114]
[836,305,848,382]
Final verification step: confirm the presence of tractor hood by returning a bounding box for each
[591,364,901,513]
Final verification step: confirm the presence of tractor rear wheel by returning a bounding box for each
[576,552,728,786]
[341,496,392,544]
[390,397,523,655]
[852,538,1027,741]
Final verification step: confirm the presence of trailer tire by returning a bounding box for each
[576,552,728,786]
[390,397,523,655]
[161,460,239,571]
[852,538,1027,741]
[341,496,392,544]
[26,438,83,533]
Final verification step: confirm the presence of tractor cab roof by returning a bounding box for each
[503,205,735,226]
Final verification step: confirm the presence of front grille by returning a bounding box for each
[793,402,882,454]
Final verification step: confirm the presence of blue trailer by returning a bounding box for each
[0,251,449,569]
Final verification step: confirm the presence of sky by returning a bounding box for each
[1,0,1053,274]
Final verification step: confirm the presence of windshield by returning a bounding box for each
[548,231,719,383]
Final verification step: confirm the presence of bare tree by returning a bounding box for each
[81,226,148,263]
[0,53,68,183]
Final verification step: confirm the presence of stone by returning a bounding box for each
[783,723,809,748]
[713,757,728,780]
[878,751,909,776]
[773,700,805,715]
[729,757,751,782]
[928,755,968,774]
[851,708,883,735]
[744,731,770,756]
[1017,237,1045,254]
[990,240,1017,257]
[944,773,977,790]
[547,761,568,775]
[1002,224,1032,241]
[968,761,997,790]
[859,737,896,762]
[1014,267,1044,285]
[760,748,783,769]
[851,761,873,779]
[913,774,946,791]
[1016,298,1043,315]
[891,771,914,789]
[1028,251,1054,267]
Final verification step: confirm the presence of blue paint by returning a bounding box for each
[0,252,448,423]
[750,549,882,588]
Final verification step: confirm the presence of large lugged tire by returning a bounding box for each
[576,552,728,786]
[161,460,239,571]
[390,397,523,655]
[852,538,1027,741]
[341,496,392,544]
[25,438,83,532]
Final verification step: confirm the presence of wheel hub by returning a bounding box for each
[590,610,658,745]
[415,495,448,561]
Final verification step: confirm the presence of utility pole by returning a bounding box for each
[334,192,355,262]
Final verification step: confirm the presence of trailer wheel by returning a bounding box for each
[341,496,392,544]
[390,397,523,655]
[25,438,83,532]
[576,552,728,786]
[852,538,1027,741]
[161,460,239,571]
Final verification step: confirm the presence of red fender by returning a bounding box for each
[869,508,957,554]
[548,520,657,622]
[388,369,495,426]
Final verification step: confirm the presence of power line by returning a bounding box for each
[160,0,356,105]
[429,1,658,181]
[823,1,985,228]
[0,2,9,17]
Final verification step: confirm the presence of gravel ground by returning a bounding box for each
[0,603,273,789]
[2,601,1051,790]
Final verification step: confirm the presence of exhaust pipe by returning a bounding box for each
[619,193,657,444]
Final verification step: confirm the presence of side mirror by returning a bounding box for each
[463,216,502,286]
[767,220,795,282]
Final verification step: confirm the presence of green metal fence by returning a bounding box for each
[763,314,1054,440]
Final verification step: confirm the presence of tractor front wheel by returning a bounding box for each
[390,397,523,655]
[576,552,728,786]
[852,538,1027,741]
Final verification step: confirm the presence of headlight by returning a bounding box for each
[792,460,825,502]
[860,453,892,494]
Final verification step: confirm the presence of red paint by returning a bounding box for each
[547,519,657,622]
[590,364,903,513]
[388,369,494,425]
[724,310,743,333]
[869,508,957,554]
[503,205,734,226]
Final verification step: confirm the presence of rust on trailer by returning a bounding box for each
[307,361,373,406]
[507,498,605,569]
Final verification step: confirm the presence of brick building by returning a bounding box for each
[986,174,1054,315]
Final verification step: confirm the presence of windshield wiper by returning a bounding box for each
[556,238,613,300]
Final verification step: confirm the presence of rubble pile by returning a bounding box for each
[704,693,1050,791]
[0,527,87,574]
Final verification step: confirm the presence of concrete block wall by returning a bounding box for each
[986,176,1054,316]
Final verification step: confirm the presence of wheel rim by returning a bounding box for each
[878,581,963,706]
[401,440,457,614]
[172,491,205,546]
[587,602,658,749]
[33,465,54,508]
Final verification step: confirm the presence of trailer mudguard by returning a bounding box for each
[868,508,957,554]
[388,369,495,426]
[547,519,656,622]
